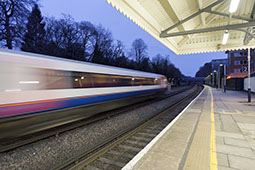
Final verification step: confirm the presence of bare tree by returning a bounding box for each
[152,54,164,73]
[112,40,125,60]
[78,21,96,60]
[59,15,81,58]
[151,54,183,82]
[130,38,148,64]
[44,17,66,56]
[0,0,36,49]
[44,15,82,59]
[90,25,113,63]
[45,17,67,48]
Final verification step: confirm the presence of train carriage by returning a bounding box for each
[0,49,167,140]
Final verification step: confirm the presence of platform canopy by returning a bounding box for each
[106,0,255,54]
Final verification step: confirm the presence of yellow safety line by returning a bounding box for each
[210,87,218,170]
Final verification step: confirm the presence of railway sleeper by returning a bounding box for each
[99,157,126,168]
[144,127,164,131]
[117,144,141,153]
[129,136,152,143]
[85,165,102,170]
[108,150,134,159]
[124,139,148,148]
[140,128,161,134]
[136,132,157,138]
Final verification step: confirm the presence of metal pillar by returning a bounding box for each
[224,64,226,93]
[218,68,220,89]
[248,48,251,102]
[212,73,215,88]
[216,71,218,89]
[210,73,212,87]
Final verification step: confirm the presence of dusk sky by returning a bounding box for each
[40,0,226,77]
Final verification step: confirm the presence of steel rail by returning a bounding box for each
[52,86,202,170]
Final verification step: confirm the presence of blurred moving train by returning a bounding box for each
[0,49,168,140]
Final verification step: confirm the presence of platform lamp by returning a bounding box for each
[248,48,251,102]
[210,73,213,86]
[213,70,216,88]
[214,70,217,88]
[218,66,221,89]
[220,64,227,93]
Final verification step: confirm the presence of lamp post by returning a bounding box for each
[218,66,221,89]
[220,64,227,93]
[210,73,212,86]
[224,64,227,93]
[214,70,217,88]
[248,48,251,102]
[212,72,215,87]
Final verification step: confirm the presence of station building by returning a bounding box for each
[223,49,255,91]
[205,49,255,91]
[105,1,255,170]
[226,49,255,78]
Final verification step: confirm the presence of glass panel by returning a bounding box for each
[1,64,163,91]
[43,69,72,89]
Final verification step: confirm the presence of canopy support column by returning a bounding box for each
[248,48,251,102]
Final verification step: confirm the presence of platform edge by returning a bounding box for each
[122,87,206,170]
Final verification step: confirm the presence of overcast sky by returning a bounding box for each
[40,0,226,77]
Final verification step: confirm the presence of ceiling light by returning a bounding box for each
[229,0,240,13]
[222,30,229,45]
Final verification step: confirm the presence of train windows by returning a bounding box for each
[0,65,73,91]
[43,69,72,89]
[2,65,162,91]
[72,72,93,88]
[142,78,153,85]
[88,74,133,87]
[162,77,168,86]
[131,77,155,86]
[90,74,111,87]
[110,75,133,86]
[71,73,157,88]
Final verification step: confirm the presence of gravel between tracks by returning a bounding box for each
[0,87,196,170]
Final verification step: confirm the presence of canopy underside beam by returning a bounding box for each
[160,0,224,36]
[160,22,255,37]
[205,10,252,22]
[160,0,254,39]
[106,0,255,54]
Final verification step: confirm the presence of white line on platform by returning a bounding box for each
[122,87,206,170]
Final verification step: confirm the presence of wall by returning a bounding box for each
[244,77,255,92]
[226,78,243,91]
[227,49,255,76]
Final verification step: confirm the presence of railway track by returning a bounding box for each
[52,86,202,170]
[0,86,192,153]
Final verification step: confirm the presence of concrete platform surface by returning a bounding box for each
[123,86,255,170]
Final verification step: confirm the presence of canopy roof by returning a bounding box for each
[106,0,255,54]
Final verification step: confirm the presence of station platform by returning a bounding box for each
[123,86,255,170]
